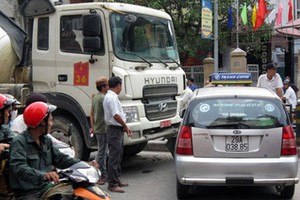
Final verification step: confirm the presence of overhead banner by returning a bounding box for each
[201,0,213,39]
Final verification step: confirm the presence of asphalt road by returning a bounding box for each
[98,150,300,200]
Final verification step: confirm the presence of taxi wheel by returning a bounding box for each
[176,178,190,199]
[279,185,295,199]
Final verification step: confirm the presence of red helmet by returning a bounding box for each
[0,94,14,110]
[23,101,57,128]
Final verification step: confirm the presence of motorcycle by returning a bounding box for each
[0,140,13,199]
[41,161,110,200]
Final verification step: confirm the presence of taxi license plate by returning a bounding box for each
[160,120,171,128]
[225,136,249,152]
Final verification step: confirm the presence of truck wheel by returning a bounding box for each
[176,178,190,199]
[51,116,90,161]
[279,185,295,199]
[123,142,147,157]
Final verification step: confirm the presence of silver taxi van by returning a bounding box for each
[175,86,298,199]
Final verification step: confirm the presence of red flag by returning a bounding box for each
[288,0,293,22]
[254,0,267,31]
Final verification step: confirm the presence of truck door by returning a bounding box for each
[55,9,110,115]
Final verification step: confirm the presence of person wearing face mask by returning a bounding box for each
[9,102,79,200]
[0,94,15,142]
[3,94,21,127]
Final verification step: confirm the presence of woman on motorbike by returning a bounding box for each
[0,93,15,141]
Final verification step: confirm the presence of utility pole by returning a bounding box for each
[236,0,239,48]
[214,0,218,72]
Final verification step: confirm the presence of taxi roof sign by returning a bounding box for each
[211,73,253,85]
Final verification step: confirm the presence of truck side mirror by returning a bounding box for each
[82,14,102,54]
[22,0,55,17]
[83,37,101,53]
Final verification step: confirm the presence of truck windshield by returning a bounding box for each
[110,12,179,62]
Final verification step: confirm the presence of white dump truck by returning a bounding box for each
[0,0,185,160]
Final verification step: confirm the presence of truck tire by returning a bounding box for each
[51,116,90,161]
[123,142,147,157]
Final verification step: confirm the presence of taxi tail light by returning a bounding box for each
[281,125,297,156]
[176,126,193,155]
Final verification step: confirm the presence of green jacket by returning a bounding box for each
[92,92,106,134]
[9,130,79,197]
[0,124,14,141]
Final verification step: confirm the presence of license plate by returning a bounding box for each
[225,136,249,152]
[160,120,171,128]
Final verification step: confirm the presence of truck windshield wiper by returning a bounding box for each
[152,57,168,67]
[133,53,153,67]
[169,58,181,68]
[120,52,153,67]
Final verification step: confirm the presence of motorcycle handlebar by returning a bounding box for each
[0,149,9,160]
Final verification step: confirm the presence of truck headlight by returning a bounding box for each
[123,106,139,123]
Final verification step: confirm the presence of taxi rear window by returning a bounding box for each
[186,98,289,129]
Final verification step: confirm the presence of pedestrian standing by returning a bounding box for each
[179,86,194,113]
[90,76,109,184]
[282,79,297,109]
[187,78,197,92]
[103,76,132,193]
[285,75,299,96]
[257,63,283,98]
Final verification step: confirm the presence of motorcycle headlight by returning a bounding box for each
[123,106,139,123]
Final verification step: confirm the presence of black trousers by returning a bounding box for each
[107,125,124,186]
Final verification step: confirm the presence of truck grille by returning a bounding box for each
[143,84,178,121]
[143,84,177,98]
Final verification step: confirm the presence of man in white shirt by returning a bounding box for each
[282,79,297,109]
[257,63,283,98]
[103,76,132,193]
[179,87,194,113]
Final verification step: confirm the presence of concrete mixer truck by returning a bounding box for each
[0,0,185,160]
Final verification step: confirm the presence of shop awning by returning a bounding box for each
[275,18,300,38]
